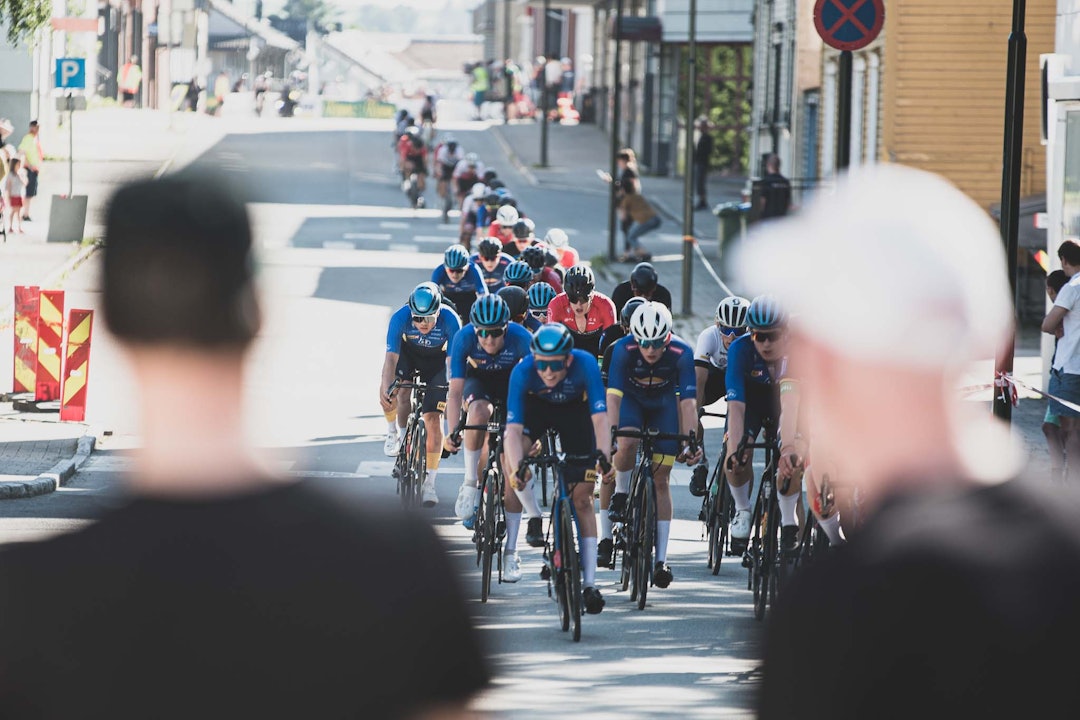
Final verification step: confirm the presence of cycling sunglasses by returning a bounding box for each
[751,330,783,343]
[638,337,667,350]
[477,327,506,338]
[412,315,437,324]
[446,266,467,275]
[535,359,566,372]
[720,326,747,337]
[566,292,591,304]
[529,309,548,319]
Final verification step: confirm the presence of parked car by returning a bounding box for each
[990,193,1047,326]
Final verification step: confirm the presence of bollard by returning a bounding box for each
[34,290,65,402]
[60,309,93,422]
[13,286,40,394]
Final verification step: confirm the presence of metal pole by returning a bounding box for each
[836,50,852,172]
[540,0,550,167]
[68,95,74,198]
[607,0,624,261]
[503,0,511,124]
[681,0,697,315]
[772,28,782,154]
[993,0,1027,423]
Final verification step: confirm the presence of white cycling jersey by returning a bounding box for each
[435,144,464,168]
[695,325,730,371]
[452,158,486,180]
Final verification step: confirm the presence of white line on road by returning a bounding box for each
[657,233,685,244]
[322,240,356,250]
[413,235,459,244]
[380,221,411,229]
[344,232,393,241]
[388,243,419,253]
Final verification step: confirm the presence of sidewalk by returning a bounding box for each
[0,107,224,498]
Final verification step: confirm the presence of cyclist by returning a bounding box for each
[544,228,580,271]
[505,323,613,614]
[497,285,529,327]
[724,295,799,554]
[688,295,750,497]
[520,244,564,293]
[527,282,558,326]
[611,261,674,317]
[453,152,485,204]
[444,295,534,582]
[432,244,488,321]
[599,296,647,386]
[503,260,534,291]
[459,182,488,249]
[504,219,535,259]
[604,302,701,582]
[487,205,520,247]
[397,126,428,206]
[434,135,464,206]
[379,282,461,507]
[471,237,514,292]
[475,191,501,239]
[547,265,617,359]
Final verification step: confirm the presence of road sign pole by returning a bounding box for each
[68,94,74,198]
[836,50,852,172]
[607,0,625,262]
[993,0,1027,424]
[681,0,697,316]
[540,0,550,168]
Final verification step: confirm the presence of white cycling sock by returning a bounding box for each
[600,512,613,541]
[397,424,407,439]
[504,511,522,554]
[779,492,800,527]
[424,469,437,488]
[655,520,671,563]
[581,536,598,587]
[514,481,543,518]
[729,481,751,512]
[615,470,631,495]
[817,512,846,546]
[463,448,481,485]
[386,421,397,434]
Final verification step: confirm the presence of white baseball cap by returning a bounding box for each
[733,163,1012,368]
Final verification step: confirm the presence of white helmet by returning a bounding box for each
[544,228,569,248]
[496,205,519,226]
[630,301,672,345]
[471,182,487,199]
[716,295,750,328]
[465,152,479,166]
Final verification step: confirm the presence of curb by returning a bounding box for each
[0,431,96,500]
[490,125,540,188]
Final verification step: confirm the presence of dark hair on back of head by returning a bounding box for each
[102,172,260,349]
[1060,240,1080,268]
[1048,269,1069,294]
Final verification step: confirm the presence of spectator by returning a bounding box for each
[118,55,143,107]
[544,55,563,121]
[618,180,660,263]
[469,61,489,120]
[693,117,715,211]
[15,120,42,223]
[742,163,1080,719]
[0,172,491,717]
[4,156,27,234]
[610,261,673,317]
[757,153,791,220]
[1044,268,1070,482]
[183,77,201,112]
[1042,239,1080,484]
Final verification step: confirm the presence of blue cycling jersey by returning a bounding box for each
[725,334,788,403]
[432,264,488,296]
[469,252,513,291]
[385,304,461,358]
[523,313,543,332]
[476,204,493,229]
[607,335,696,399]
[449,322,532,380]
[506,349,608,424]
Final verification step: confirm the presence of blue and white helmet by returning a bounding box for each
[531,323,574,356]
[527,282,557,310]
[504,260,533,288]
[470,294,510,328]
[746,295,786,330]
[443,243,469,270]
[409,281,441,317]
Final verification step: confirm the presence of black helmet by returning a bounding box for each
[483,170,498,183]
[477,237,502,260]
[630,262,658,294]
[620,296,648,329]
[497,285,528,319]
[521,245,546,272]
[498,196,518,209]
[487,178,505,190]
[563,265,595,298]
[484,192,500,207]
[513,219,533,241]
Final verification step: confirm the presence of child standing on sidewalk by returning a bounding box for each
[1045,268,1070,482]
[4,156,27,234]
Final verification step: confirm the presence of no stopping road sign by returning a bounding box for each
[813,0,885,52]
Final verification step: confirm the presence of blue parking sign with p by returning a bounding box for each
[56,58,86,89]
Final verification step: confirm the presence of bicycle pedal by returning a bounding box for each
[539,563,552,580]
[741,553,753,569]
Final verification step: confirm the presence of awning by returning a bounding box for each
[207,0,299,51]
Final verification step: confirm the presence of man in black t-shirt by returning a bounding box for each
[757,153,791,220]
[740,163,1080,719]
[0,174,490,719]
[610,261,673,317]
[693,117,715,211]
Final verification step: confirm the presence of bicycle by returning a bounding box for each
[792,463,831,572]
[536,428,558,507]
[522,448,609,642]
[402,165,424,209]
[388,376,447,509]
[698,409,735,575]
[450,402,508,603]
[611,427,697,611]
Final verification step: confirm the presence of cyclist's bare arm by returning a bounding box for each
[379,351,399,410]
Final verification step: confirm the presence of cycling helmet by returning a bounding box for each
[497,285,528,319]
[496,205,519,226]
[447,140,459,153]
[544,228,569,249]
[629,301,672,344]
[484,192,500,207]
[443,243,469,270]
[483,170,498,183]
[630,262,658,294]
[494,187,509,198]
[504,260,533,288]
[487,178,505,190]
[528,282,557,310]
[443,133,455,143]
[406,125,420,136]
[408,281,441,317]
[620,296,648,329]
[470,182,488,199]
[498,196,519,209]
[477,237,502,260]
[513,219,533,241]
[538,242,559,267]
[746,295,787,330]
[716,295,751,328]
[531,323,574,356]
[563,265,595,297]
[521,245,546,272]
[465,152,479,166]
[469,294,510,328]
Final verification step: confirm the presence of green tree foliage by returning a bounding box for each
[1,0,53,45]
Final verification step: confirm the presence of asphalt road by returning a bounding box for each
[0,115,765,718]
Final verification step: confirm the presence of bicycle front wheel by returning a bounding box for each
[480,471,497,602]
[410,421,428,510]
[560,500,582,642]
[710,475,732,576]
[554,503,570,633]
[755,493,779,621]
[636,469,655,611]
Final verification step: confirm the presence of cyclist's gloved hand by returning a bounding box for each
[778,451,803,482]
[510,466,531,491]
[726,448,749,471]
[442,434,461,455]
[379,389,395,413]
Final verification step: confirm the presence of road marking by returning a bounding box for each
[648,253,684,263]
[657,233,685,244]
[436,223,460,231]
[285,470,370,480]
[357,461,395,476]
[344,232,392,241]
[388,243,419,253]
[322,240,356,250]
[381,221,411,229]
[413,235,459,244]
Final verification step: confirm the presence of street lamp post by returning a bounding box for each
[771,23,783,154]
[680,0,697,315]
[540,0,551,167]
[607,0,625,261]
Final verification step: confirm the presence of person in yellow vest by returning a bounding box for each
[119,55,143,107]
[16,120,43,223]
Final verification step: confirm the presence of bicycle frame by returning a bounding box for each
[731,424,785,621]
[388,377,447,509]
[457,402,507,602]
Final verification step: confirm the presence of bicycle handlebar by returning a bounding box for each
[698,408,727,420]
[519,450,611,475]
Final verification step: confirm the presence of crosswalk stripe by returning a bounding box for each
[413,235,459,244]
[344,232,392,241]
[388,243,419,252]
[322,240,356,250]
[380,221,410,229]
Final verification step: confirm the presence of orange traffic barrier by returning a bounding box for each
[34,290,64,402]
[60,309,93,422]
[13,286,40,394]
